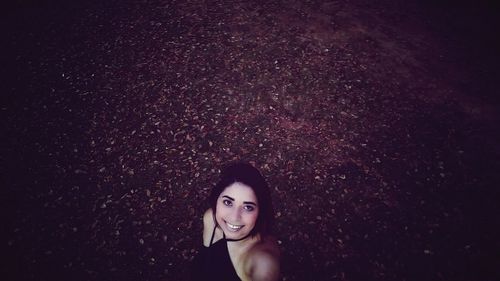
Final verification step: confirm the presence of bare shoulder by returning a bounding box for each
[245,236,280,281]
[203,208,214,226]
[260,236,280,256]
[202,208,215,247]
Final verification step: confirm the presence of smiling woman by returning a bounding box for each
[191,162,280,281]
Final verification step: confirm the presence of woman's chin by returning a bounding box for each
[226,231,249,240]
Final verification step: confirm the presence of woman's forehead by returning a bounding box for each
[220,182,258,202]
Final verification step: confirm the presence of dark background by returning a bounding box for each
[3,0,499,280]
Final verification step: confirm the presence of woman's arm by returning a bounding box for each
[245,239,280,281]
[202,208,214,247]
[248,250,280,281]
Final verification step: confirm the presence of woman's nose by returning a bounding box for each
[230,208,242,221]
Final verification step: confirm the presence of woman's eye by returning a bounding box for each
[243,205,255,212]
[223,200,232,206]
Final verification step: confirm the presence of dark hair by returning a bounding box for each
[209,162,274,237]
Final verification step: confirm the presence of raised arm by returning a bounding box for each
[247,247,280,281]
[246,241,280,281]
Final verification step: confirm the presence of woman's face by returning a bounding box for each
[215,182,259,240]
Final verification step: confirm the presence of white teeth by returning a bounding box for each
[226,222,243,230]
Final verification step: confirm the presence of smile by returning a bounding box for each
[225,221,244,231]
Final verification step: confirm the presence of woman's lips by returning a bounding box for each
[225,221,244,232]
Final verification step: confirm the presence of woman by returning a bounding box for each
[191,162,280,281]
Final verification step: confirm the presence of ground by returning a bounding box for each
[3,0,499,280]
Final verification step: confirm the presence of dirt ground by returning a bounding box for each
[3,0,499,280]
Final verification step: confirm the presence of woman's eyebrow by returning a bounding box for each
[243,201,257,206]
[222,195,234,201]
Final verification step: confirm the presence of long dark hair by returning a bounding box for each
[209,162,274,237]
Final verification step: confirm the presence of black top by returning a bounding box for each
[190,226,241,281]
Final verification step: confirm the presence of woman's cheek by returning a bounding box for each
[247,211,259,224]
